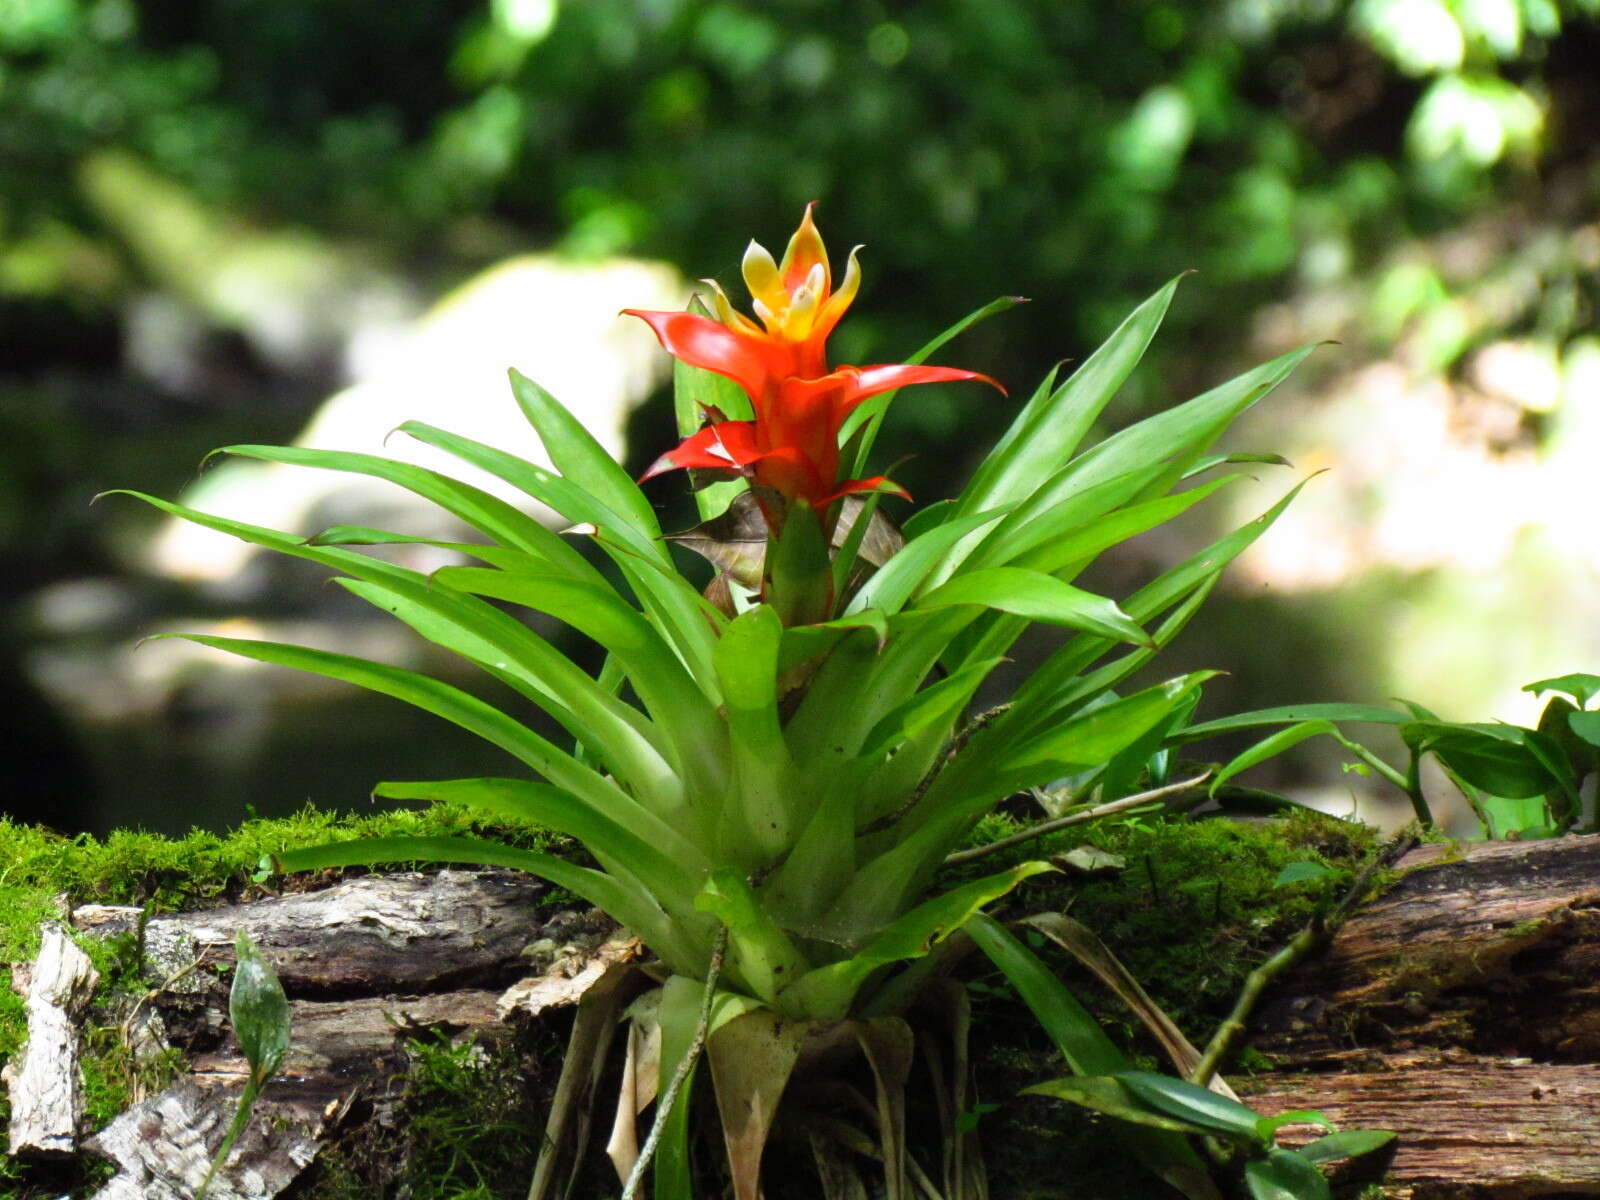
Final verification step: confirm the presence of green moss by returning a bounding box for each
[302,1025,580,1200]
[0,803,566,1199]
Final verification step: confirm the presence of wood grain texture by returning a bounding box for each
[67,869,626,1200]
[1241,836,1600,1196]
[4,922,99,1156]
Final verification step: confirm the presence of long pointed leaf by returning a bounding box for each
[372,777,706,910]
[157,632,631,814]
[955,277,1182,518]
[509,369,663,544]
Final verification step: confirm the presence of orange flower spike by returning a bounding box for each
[629,205,1004,512]
[703,203,862,379]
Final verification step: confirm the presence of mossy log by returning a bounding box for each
[9,837,1600,1198]
[19,870,638,1199]
[1240,835,1600,1197]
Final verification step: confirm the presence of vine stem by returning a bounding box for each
[1190,831,1420,1087]
[942,773,1212,867]
[620,926,729,1200]
[195,1077,260,1200]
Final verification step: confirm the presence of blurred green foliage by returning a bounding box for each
[4,0,1595,403]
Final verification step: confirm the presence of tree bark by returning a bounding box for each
[1239,835,1600,1197]
[31,870,639,1200]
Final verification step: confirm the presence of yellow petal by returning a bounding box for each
[741,240,787,313]
[815,244,862,338]
[778,203,830,296]
[703,279,762,336]
[783,262,825,338]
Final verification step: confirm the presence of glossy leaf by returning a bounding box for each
[845,508,1008,616]
[1021,1076,1213,1136]
[1177,703,1408,743]
[783,862,1054,1018]
[1401,721,1564,799]
[956,277,1181,518]
[1523,673,1600,708]
[372,777,706,907]
[509,368,662,542]
[1243,1149,1332,1200]
[918,567,1151,647]
[1297,1129,1396,1164]
[1115,1071,1265,1143]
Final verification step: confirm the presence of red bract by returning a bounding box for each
[627,205,1002,510]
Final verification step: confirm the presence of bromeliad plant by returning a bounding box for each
[119,208,1330,1198]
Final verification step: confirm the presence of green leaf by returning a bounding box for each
[967,916,1211,1184]
[712,604,797,862]
[845,508,1008,617]
[956,278,1182,517]
[1523,673,1600,708]
[966,914,1127,1076]
[1243,1149,1332,1200]
[333,576,682,812]
[1181,452,1293,478]
[858,655,1007,762]
[1297,1129,1396,1164]
[776,610,889,675]
[1021,1076,1214,1136]
[372,777,706,911]
[765,500,833,628]
[111,491,672,802]
[217,442,599,579]
[996,482,1310,740]
[918,567,1151,647]
[1210,720,1344,795]
[1569,709,1600,748]
[230,931,290,1082]
[153,632,630,810]
[1066,344,1317,499]
[433,565,728,798]
[1004,474,1245,578]
[1401,721,1562,799]
[1272,862,1337,888]
[272,835,700,974]
[1177,703,1408,743]
[508,369,663,542]
[783,862,1054,1018]
[396,420,722,683]
[693,869,811,1007]
[963,674,1211,800]
[1115,1071,1266,1144]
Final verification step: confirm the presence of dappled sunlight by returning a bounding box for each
[149,254,684,583]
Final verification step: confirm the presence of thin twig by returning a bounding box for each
[942,773,1213,867]
[1190,830,1420,1086]
[620,926,729,1200]
[859,705,1013,837]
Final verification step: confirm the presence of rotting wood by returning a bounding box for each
[5,921,100,1157]
[1240,835,1600,1197]
[1250,836,1600,1068]
[62,869,633,1200]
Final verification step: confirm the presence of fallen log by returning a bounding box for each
[7,838,1596,1197]
[1240,835,1600,1196]
[51,870,639,1200]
